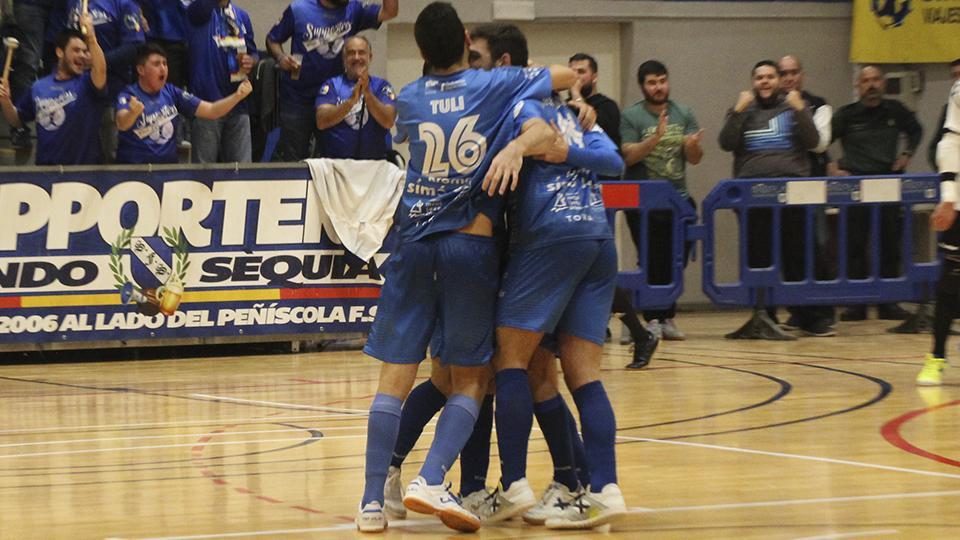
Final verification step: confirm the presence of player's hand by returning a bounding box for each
[534,122,569,164]
[239,54,255,75]
[128,96,145,117]
[235,79,252,99]
[278,53,299,72]
[571,101,596,131]
[932,201,957,232]
[785,90,805,111]
[569,78,584,102]
[683,128,704,152]
[482,140,524,196]
[734,90,754,113]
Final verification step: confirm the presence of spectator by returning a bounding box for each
[831,65,923,322]
[114,42,250,164]
[186,0,257,163]
[620,60,703,340]
[718,60,822,336]
[568,52,620,149]
[266,0,398,162]
[2,0,55,148]
[315,35,395,160]
[928,59,960,170]
[776,54,835,333]
[65,0,146,162]
[0,20,106,164]
[135,0,188,88]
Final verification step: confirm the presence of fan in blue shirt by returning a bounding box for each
[0,19,107,165]
[315,35,395,160]
[65,0,145,97]
[115,43,252,164]
[266,0,398,161]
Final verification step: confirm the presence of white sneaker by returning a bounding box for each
[356,500,387,532]
[545,483,627,530]
[463,478,537,523]
[522,481,580,525]
[660,319,686,341]
[383,466,406,519]
[459,488,494,521]
[646,320,663,340]
[403,476,480,532]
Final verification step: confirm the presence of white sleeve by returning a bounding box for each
[812,104,832,154]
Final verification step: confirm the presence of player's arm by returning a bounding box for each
[81,14,107,91]
[548,65,576,91]
[379,0,398,22]
[482,117,554,196]
[0,80,23,129]
[195,80,253,120]
[568,129,625,177]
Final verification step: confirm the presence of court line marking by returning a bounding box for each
[190,394,368,414]
[616,435,960,480]
[628,489,960,512]
[0,413,363,435]
[791,530,900,540]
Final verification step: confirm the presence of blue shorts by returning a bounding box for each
[497,238,617,345]
[364,233,500,366]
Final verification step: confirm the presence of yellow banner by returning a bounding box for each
[851,0,960,63]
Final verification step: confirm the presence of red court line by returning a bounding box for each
[280,287,380,300]
[880,399,960,468]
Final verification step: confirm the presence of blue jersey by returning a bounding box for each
[136,0,190,42]
[315,74,395,160]
[66,0,146,96]
[115,82,201,164]
[267,0,380,108]
[507,96,622,250]
[17,72,106,165]
[186,0,256,112]
[394,67,553,242]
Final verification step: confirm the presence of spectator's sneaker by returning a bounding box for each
[467,478,537,523]
[878,303,911,320]
[645,320,663,340]
[660,318,686,340]
[800,319,836,337]
[522,481,580,525]
[356,500,387,532]
[545,483,627,530]
[383,466,406,519]
[779,315,801,331]
[10,126,31,149]
[916,353,946,386]
[403,476,480,532]
[626,334,659,370]
[840,306,867,322]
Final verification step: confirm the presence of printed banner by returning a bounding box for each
[0,166,387,347]
[851,0,960,63]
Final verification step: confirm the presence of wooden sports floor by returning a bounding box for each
[2,310,960,540]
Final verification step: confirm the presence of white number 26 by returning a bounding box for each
[419,115,487,176]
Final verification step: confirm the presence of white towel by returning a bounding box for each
[305,158,405,261]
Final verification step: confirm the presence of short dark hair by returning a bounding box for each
[637,60,667,86]
[951,58,960,68]
[569,53,597,73]
[752,59,779,76]
[471,23,528,67]
[135,42,167,66]
[55,29,85,52]
[414,2,465,70]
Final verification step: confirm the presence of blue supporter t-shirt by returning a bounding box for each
[186,0,256,112]
[66,0,146,96]
[17,72,107,165]
[507,96,619,250]
[115,82,201,164]
[394,66,553,242]
[315,74,395,159]
[266,0,380,108]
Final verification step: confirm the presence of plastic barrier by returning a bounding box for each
[700,174,941,338]
[601,180,698,310]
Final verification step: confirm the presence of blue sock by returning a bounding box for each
[419,394,480,485]
[391,380,447,468]
[495,368,533,490]
[459,394,493,496]
[534,395,579,491]
[563,400,590,488]
[362,393,403,506]
[572,381,617,490]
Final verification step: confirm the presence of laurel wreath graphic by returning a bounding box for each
[109,227,190,291]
